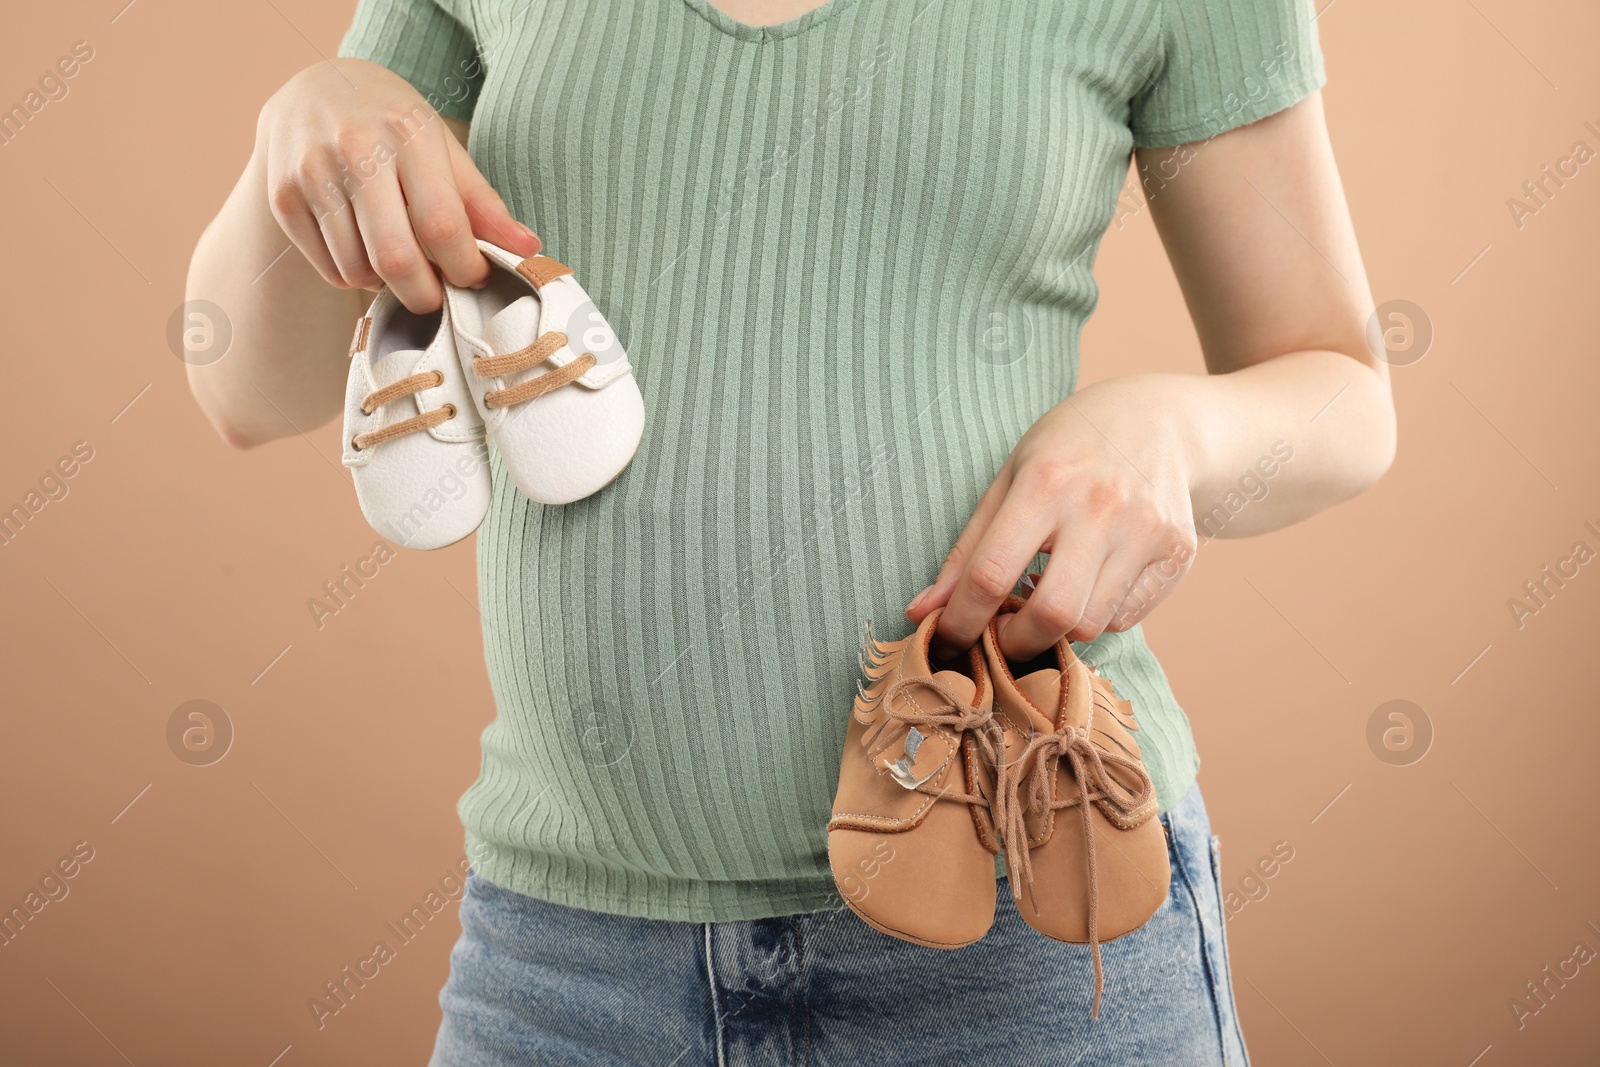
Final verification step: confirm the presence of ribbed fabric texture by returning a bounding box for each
[341,0,1324,921]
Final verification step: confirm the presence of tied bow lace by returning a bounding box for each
[992,720,1156,1019]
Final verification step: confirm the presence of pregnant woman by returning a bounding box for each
[185,0,1395,1062]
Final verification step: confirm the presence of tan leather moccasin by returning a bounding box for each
[979,595,1170,1016]
[827,608,1006,949]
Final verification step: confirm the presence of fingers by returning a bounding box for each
[998,534,1167,658]
[258,58,540,332]
[932,491,1053,656]
[1070,546,1145,645]
[918,450,1199,661]
[315,190,381,292]
[994,546,1105,661]
[265,120,537,311]
[446,136,541,256]
[267,179,343,289]
[353,171,444,311]
[1106,545,1194,633]
[397,133,490,291]
[906,466,1011,624]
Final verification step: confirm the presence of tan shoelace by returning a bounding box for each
[473,331,597,411]
[992,721,1157,1018]
[351,370,454,452]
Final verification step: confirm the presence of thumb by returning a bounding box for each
[448,136,541,257]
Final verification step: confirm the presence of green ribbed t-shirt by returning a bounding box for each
[340,0,1325,921]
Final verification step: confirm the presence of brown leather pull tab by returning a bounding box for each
[516,255,574,289]
[349,316,371,357]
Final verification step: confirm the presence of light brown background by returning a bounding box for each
[2,1,1597,1064]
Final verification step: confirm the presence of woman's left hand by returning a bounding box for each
[906,376,1200,661]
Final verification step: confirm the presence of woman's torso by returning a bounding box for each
[426,0,1207,920]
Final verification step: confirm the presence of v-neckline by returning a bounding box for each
[680,0,862,42]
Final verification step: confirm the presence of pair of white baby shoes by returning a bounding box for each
[340,241,644,549]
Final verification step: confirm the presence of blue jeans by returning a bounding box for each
[430,783,1248,1066]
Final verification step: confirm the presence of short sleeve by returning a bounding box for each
[338,0,482,122]
[1128,0,1325,148]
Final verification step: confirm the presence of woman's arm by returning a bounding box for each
[1138,91,1394,528]
[184,58,540,449]
[912,92,1397,659]
[185,146,367,449]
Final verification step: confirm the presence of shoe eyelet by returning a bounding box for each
[350,437,363,452]
[442,403,457,418]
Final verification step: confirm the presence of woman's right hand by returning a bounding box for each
[256,57,541,313]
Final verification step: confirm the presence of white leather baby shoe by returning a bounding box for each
[341,289,492,550]
[445,241,644,505]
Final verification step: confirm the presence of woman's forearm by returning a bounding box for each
[1189,349,1395,537]
[1087,349,1396,542]
[185,149,364,449]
